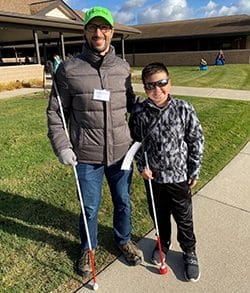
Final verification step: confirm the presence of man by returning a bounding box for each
[46,6,143,278]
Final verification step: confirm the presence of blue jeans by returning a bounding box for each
[76,158,133,250]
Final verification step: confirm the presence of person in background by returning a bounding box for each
[47,6,143,278]
[53,54,62,73]
[199,58,208,71]
[25,56,30,64]
[215,49,225,65]
[129,62,204,282]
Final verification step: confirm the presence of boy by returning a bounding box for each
[129,62,204,282]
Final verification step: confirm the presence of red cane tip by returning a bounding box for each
[159,264,168,275]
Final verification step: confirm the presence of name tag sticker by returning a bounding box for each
[93,89,110,101]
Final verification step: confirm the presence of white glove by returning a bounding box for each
[58,149,77,166]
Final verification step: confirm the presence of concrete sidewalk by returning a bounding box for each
[0,84,250,101]
[77,142,250,293]
[0,87,46,99]
[133,84,250,101]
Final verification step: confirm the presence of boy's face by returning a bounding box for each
[144,71,171,107]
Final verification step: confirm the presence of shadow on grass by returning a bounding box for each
[0,190,138,263]
[0,190,79,236]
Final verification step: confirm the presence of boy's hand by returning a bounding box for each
[188,178,197,188]
[141,168,154,180]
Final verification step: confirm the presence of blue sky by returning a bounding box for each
[65,0,250,25]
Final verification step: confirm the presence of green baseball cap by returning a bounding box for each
[84,6,114,26]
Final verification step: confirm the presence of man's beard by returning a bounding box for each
[90,43,108,54]
[84,36,110,55]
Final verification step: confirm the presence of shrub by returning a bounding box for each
[0,79,43,92]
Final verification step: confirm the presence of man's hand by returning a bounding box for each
[58,149,77,166]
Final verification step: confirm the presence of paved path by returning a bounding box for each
[133,84,250,101]
[77,142,250,293]
[1,84,250,101]
[0,87,44,99]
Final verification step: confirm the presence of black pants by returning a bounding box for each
[144,180,196,253]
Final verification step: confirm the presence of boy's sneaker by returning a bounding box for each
[118,240,143,265]
[77,249,94,278]
[183,251,200,282]
[152,242,172,265]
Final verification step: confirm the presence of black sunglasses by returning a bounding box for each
[86,23,112,33]
[144,79,169,90]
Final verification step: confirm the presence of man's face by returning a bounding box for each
[84,17,114,56]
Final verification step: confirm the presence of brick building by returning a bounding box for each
[114,14,250,66]
[0,0,140,84]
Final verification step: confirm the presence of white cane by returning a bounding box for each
[52,75,98,290]
[144,151,168,275]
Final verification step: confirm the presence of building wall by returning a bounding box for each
[246,36,250,49]
[0,64,44,84]
[124,49,250,67]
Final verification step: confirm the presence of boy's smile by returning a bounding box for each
[144,71,171,107]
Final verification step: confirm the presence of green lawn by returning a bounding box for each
[0,80,250,292]
[132,64,250,90]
